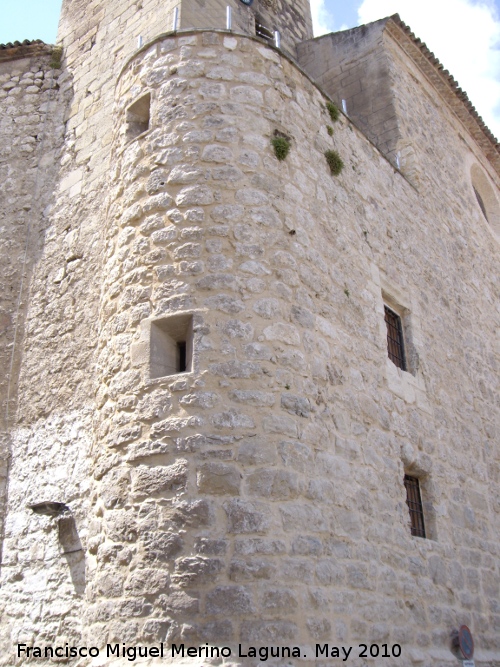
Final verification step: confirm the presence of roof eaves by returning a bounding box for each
[385,14,500,173]
[0,39,52,64]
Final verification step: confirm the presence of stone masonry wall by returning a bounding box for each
[297,20,402,166]
[181,0,313,59]
[1,0,193,659]
[180,0,313,57]
[0,49,66,600]
[0,0,498,661]
[79,30,499,665]
[1,0,312,658]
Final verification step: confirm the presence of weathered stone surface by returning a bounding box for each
[247,468,301,500]
[240,620,298,642]
[131,461,188,496]
[172,556,224,586]
[197,462,241,495]
[100,467,131,509]
[229,558,276,581]
[142,531,184,561]
[206,585,254,614]
[1,16,499,664]
[125,569,169,596]
[224,499,271,533]
[166,499,212,528]
[262,588,298,614]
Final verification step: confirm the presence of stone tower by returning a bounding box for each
[1,0,499,664]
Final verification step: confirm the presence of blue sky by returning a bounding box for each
[1,0,499,138]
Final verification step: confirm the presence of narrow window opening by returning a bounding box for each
[177,341,187,373]
[470,163,500,234]
[473,186,488,222]
[255,15,274,41]
[126,92,151,142]
[150,314,193,379]
[404,474,426,538]
[384,305,406,371]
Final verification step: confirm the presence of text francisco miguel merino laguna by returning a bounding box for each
[17,643,359,661]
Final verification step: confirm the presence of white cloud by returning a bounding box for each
[310,0,336,36]
[357,0,500,139]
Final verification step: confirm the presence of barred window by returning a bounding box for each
[384,306,406,371]
[404,474,426,538]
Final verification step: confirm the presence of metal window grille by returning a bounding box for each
[404,474,426,538]
[384,306,406,371]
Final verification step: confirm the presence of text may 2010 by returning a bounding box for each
[316,644,402,660]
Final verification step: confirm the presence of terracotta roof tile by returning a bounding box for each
[0,38,45,50]
[0,39,52,64]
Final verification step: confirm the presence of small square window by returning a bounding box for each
[404,474,426,538]
[384,305,406,371]
[126,92,151,142]
[150,314,193,379]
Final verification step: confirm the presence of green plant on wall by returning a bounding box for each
[271,135,291,161]
[326,100,340,123]
[324,150,344,176]
[327,125,334,136]
[50,46,63,69]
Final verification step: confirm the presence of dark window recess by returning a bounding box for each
[384,306,406,371]
[473,186,488,221]
[177,341,187,373]
[255,18,274,41]
[126,92,151,141]
[150,314,193,378]
[404,474,426,538]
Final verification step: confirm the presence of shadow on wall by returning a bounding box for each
[0,433,12,579]
[58,515,86,596]
[0,53,75,578]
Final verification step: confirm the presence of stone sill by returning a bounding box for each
[386,358,431,413]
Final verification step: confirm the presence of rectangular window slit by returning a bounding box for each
[384,305,406,371]
[404,474,426,538]
[255,18,274,41]
[177,341,186,373]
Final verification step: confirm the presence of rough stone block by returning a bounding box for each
[173,556,224,587]
[131,461,188,497]
[247,468,301,500]
[262,588,298,614]
[224,499,270,533]
[206,586,254,615]
[197,462,241,495]
[240,620,298,643]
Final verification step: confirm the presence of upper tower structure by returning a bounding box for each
[58,0,313,71]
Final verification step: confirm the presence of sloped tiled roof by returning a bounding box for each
[386,14,500,172]
[0,38,44,50]
[0,39,52,63]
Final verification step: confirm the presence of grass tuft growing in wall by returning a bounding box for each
[326,101,340,123]
[324,150,344,176]
[271,136,291,161]
[50,46,63,69]
[327,125,334,136]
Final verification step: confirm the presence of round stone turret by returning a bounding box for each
[86,30,344,654]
